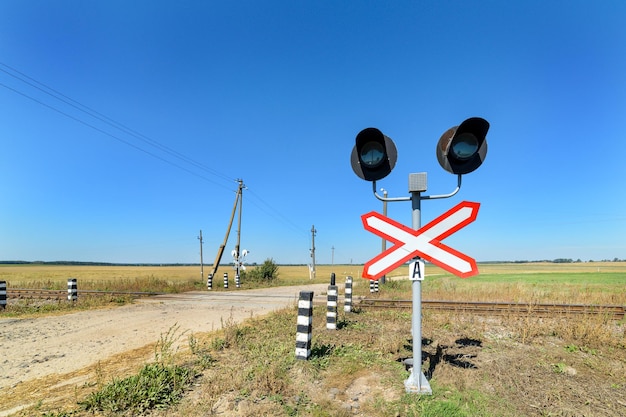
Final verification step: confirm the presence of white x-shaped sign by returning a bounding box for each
[361,201,480,279]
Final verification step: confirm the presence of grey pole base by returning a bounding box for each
[402,358,432,394]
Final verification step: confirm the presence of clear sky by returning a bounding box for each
[1,1,625,266]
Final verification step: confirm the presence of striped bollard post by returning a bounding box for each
[344,276,353,313]
[370,279,375,293]
[327,285,338,330]
[207,274,213,290]
[235,273,241,288]
[67,278,77,302]
[327,273,337,330]
[223,272,228,289]
[295,291,314,360]
[374,279,379,293]
[0,281,6,309]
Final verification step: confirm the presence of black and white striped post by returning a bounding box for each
[235,273,241,288]
[223,272,229,289]
[0,280,6,309]
[67,278,77,302]
[295,291,314,360]
[207,274,213,290]
[327,273,338,330]
[344,276,353,313]
[370,279,379,293]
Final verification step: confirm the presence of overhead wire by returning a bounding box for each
[0,62,234,187]
[245,188,311,238]
[0,80,236,190]
[0,63,310,241]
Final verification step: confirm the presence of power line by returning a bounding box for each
[245,188,310,238]
[1,63,310,247]
[0,62,235,188]
[0,80,236,190]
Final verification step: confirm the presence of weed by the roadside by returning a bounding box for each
[78,325,195,415]
[211,312,249,349]
[78,362,193,414]
[154,323,186,365]
[188,333,215,369]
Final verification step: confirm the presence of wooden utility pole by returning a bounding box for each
[198,230,204,281]
[208,179,244,280]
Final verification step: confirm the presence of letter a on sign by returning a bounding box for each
[361,201,480,279]
[410,259,425,281]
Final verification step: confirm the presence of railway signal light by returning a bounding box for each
[436,117,489,175]
[350,127,398,181]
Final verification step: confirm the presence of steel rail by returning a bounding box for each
[6,288,165,300]
[358,298,626,320]
[5,290,624,320]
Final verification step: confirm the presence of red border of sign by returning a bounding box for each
[361,201,480,279]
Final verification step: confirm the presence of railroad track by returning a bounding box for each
[358,298,626,320]
[5,290,624,320]
[5,288,164,300]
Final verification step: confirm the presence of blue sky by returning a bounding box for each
[1,1,625,265]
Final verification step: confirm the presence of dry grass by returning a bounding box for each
[133,301,626,416]
[2,262,626,416]
[0,264,359,290]
[3,260,622,289]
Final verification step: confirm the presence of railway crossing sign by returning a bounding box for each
[361,201,480,279]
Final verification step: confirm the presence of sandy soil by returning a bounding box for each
[0,284,329,414]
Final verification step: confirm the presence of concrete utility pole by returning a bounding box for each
[331,246,335,266]
[234,179,244,266]
[198,230,204,281]
[233,179,246,282]
[310,225,317,279]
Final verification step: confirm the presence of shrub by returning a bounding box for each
[243,258,279,282]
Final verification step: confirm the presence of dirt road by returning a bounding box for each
[0,284,329,414]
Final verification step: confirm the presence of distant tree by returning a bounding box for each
[553,258,573,263]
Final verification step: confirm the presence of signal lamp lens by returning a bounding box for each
[451,133,479,160]
[360,142,385,167]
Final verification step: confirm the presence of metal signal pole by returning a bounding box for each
[381,188,388,284]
